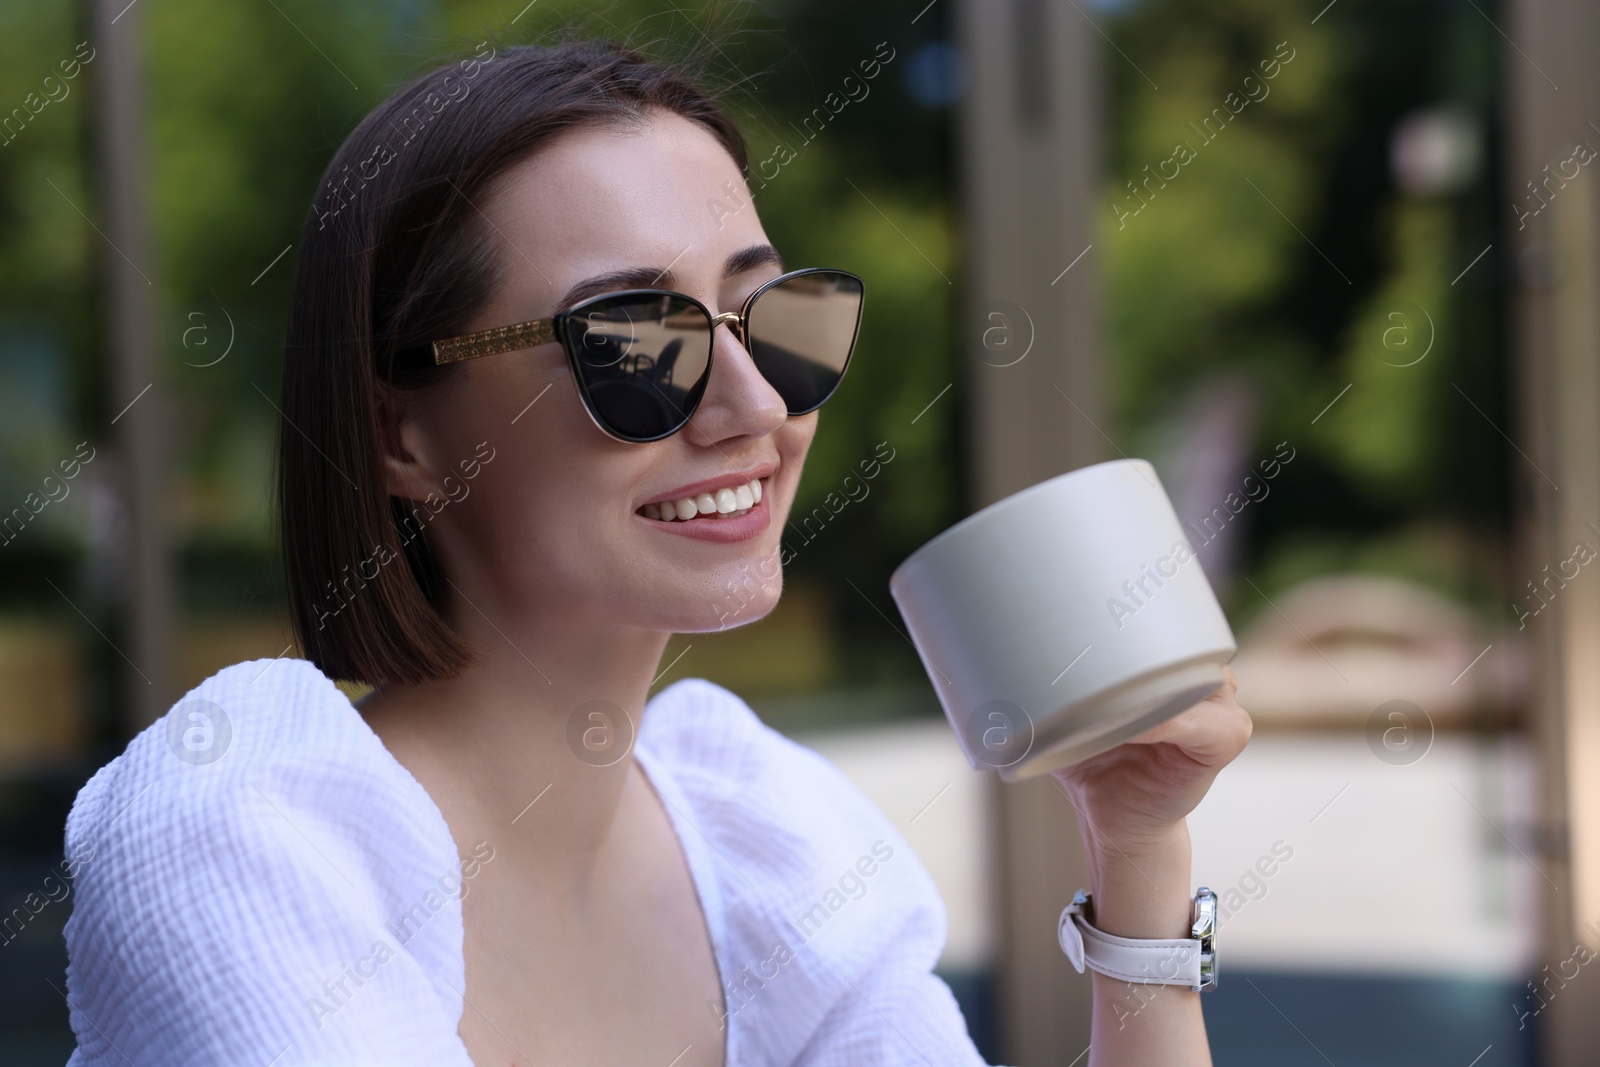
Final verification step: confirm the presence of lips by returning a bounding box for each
[637,463,776,509]
[633,462,778,544]
[637,486,771,543]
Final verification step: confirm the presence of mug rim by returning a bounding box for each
[889,457,1162,591]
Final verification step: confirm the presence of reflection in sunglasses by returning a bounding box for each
[553,269,860,441]
[663,307,711,330]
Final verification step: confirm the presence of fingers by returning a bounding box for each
[1126,685,1253,768]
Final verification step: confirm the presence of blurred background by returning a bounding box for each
[1,0,1596,1064]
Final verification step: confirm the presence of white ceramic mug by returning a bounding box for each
[888,458,1237,781]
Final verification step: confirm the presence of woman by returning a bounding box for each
[61,35,1250,1066]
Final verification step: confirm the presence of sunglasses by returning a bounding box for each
[431,267,865,443]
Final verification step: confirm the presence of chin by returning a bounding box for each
[655,554,786,634]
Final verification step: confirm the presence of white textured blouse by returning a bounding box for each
[61,658,995,1066]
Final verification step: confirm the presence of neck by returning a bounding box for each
[354,592,674,890]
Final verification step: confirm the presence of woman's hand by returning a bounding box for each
[1050,664,1252,857]
[1049,665,1251,1067]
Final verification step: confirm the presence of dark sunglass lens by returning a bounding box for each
[564,295,713,440]
[745,271,863,415]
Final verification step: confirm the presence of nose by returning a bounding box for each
[679,316,788,447]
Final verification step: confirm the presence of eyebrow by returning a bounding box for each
[554,244,786,311]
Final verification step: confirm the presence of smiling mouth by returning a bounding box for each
[636,477,765,522]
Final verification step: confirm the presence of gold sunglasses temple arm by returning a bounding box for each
[432,318,559,365]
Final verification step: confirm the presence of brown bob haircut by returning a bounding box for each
[276,34,749,689]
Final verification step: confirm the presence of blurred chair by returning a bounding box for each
[1228,574,1526,729]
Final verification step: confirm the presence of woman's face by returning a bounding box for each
[391,110,813,635]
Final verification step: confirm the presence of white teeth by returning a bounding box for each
[640,478,766,522]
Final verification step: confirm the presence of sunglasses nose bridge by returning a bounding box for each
[708,309,744,342]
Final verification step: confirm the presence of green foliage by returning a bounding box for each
[1102,4,1345,436]
[0,6,100,552]
[1319,200,1455,500]
[1101,0,1509,619]
[140,0,422,545]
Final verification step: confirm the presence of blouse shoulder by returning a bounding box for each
[640,677,929,896]
[63,658,474,1066]
[640,679,986,1065]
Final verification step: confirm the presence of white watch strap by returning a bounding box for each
[1058,890,1207,988]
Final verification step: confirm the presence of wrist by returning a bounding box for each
[1082,822,1193,940]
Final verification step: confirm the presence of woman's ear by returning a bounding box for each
[374,386,442,504]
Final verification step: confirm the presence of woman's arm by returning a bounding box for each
[1051,666,1251,1067]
